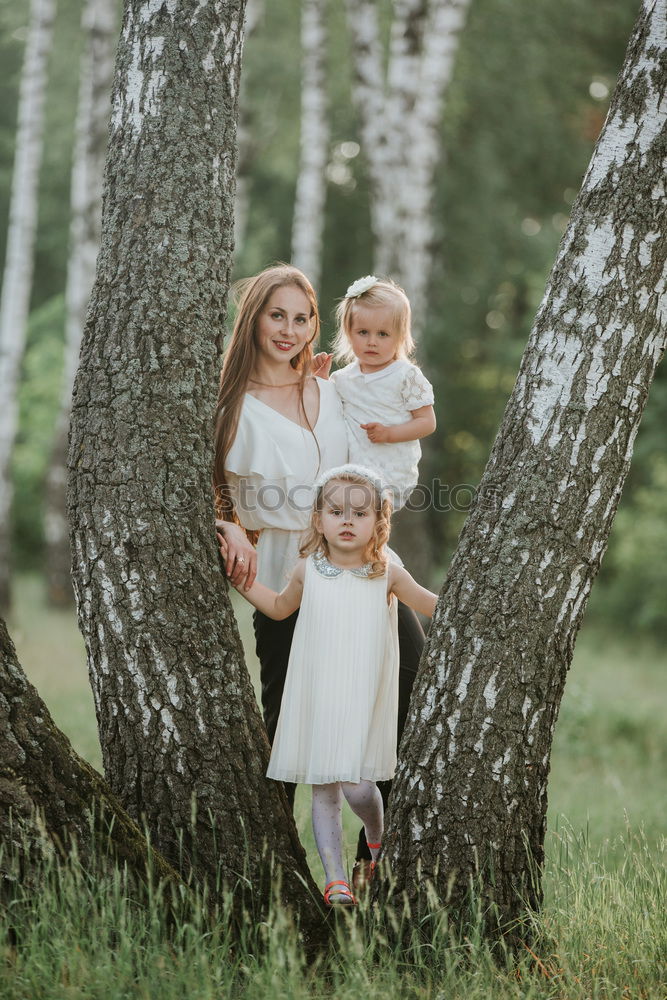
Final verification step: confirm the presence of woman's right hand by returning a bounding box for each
[215,520,257,590]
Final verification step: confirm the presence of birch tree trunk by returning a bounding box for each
[45,0,117,607]
[67,0,325,943]
[234,0,263,257]
[381,0,667,937]
[291,0,329,291]
[0,617,177,890]
[0,0,56,611]
[345,0,471,336]
[343,0,392,250]
[344,0,470,581]
[397,0,471,329]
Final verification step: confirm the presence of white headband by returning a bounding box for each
[345,274,379,298]
[314,463,392,502]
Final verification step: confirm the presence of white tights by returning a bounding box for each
[311,780,384,889]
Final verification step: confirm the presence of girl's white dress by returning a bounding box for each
[267,551,400,785]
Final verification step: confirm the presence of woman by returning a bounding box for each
[214,264,425,886]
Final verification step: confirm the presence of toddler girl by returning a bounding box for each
[320,277,436,509]
[224,464,437,906]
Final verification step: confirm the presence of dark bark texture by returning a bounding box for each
[67,0,325,942]
[0,617,176,890]
[381,0,666,934]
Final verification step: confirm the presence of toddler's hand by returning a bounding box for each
[360,422,392,443]
[312,352,333,379]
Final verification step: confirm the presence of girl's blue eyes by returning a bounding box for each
[357,330,389,337]
[329,510,367,517]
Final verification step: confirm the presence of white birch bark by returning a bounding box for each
[291,0,329,291]
[381,0,667,934]
[345,0,472,334]
[0,0,56,609]
[343,0,391,246]
[233,0,263,256]
[45,0,117,606]
[399,0,471,327]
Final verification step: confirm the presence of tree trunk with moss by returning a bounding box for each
[381,0,666,935]
[67,0,325,944]
[45,0,117,607]
[0,618,176,891]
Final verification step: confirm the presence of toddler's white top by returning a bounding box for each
[330,359,434,509]
[267,551,400,785]
[225,378,348,591]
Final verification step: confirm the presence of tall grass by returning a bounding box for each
[1,826,665,998]
[5,575,666,997]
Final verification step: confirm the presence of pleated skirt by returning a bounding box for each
[267,555,400,785]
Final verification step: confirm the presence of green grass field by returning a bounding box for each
[4,574,666,999]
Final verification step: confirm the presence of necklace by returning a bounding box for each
[248,377,302,389]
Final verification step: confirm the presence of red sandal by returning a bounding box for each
[367,842,381,881]
[323,880,357,906]
[352,843,381,892]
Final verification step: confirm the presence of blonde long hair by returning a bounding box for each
[332,277,414,365]
[299,470,392,578]
[214,264,320,522]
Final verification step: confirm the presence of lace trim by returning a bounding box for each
[312,550,373,578]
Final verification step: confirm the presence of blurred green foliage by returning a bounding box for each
[1,0,664,634]
[588,456,667,637]
[11,295,65,569]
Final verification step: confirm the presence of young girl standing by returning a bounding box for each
[224,464,437,905]
[318,276,437,510]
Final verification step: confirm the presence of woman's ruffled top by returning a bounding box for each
[225,377,349,591]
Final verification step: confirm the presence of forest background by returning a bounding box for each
[2,0,665,814]
[1,0,664,841]
[2,0,665,638]
[0,1,665,996]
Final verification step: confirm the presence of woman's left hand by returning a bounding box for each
[312,352,333,379]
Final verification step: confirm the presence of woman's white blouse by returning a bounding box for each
[225,378,349,591]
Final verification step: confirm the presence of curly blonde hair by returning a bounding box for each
[299,470,392,578]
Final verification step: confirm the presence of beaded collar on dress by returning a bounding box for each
[312,550,373,578]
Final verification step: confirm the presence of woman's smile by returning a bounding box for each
[254,286,313,366]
